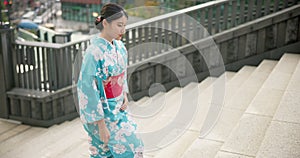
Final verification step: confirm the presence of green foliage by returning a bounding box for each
[1,2,9,22]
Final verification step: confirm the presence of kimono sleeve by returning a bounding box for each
[123,68,129,93]
[77,53,104,124]
[119,41,129,93]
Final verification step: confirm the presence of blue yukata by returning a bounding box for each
[77,35,144,158]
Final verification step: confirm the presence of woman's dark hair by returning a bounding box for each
[95,3,128,31]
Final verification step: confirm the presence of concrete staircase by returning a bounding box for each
[181,53,300,158]
[0,53,299,158]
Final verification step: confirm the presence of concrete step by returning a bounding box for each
[0,124,31,144]
[144,75,225,157]
[217,54,300,157]
[273,57,300,124]
[225,60,278,111]
[188,72,236,133]
[181,65,256,158]
[142,77,221,157]
[204,60,277,142]
[256,54,300,158]
[54,139,89,158]
[0,119,20,135]
[215,151,254,158]
[0,126,46,155]
[151,71,243,158]
[246,54,300,117]
[131,88,181,131]
[256,121,300,158]
[194,66,255,135]
[220,113,272,157]
[183,60,277,157]
[36,118,87,158]
[1,118,85,158]
[183,138,223,158]
[138,83,199,157]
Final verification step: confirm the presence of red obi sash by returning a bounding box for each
[103,72,124,99]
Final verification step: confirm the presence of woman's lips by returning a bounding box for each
[116,34,123,40]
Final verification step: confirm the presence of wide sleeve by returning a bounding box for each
[123,68,129,93]
[120,41,129,93]
[77,51,104,124]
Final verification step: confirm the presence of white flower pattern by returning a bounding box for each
[113,144,126,154]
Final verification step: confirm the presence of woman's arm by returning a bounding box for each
[97,119,110,144]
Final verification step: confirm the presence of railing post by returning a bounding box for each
[0,28,15,118]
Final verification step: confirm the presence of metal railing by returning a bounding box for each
[127,4,300,98]
[13,0,299,92]
[3,1,300,126]
[13,37,90,92]
[124,0,299,63]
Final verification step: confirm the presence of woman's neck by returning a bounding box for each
[99,32,113,44]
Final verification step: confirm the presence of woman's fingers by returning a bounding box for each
[120,97,128,110]
[103,77,112,85]
[120,103,127,110]
[100,127,110,144]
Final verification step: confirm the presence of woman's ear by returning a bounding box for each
[102,19,108,28]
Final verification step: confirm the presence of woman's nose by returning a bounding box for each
[121,27,126,34]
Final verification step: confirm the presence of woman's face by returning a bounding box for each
[105,16,127,40]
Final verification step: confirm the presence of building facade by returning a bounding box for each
[60,0,108,25]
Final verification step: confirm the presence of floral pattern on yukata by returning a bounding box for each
[77,35,143,158]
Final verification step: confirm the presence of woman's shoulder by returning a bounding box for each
[90,35,108,48]
[83,44,104,62]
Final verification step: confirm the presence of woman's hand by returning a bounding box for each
[120,93,128,111]
[97,119,110,144]
[103,77,112,86]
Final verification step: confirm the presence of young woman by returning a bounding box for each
[77,3,144,158]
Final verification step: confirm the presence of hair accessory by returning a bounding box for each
[96,16,102,23]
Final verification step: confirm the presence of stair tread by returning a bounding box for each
[245,56,299,117]
[0,120,19,135]
[154,130,199,158]
[218,56,300,157]
[181,60,277,157]
[273,59,300,124]
[178,67,255,157]
[134,75,217,132]
[245,88,284,117]
[0,126,46,155]
[204,108,244,141]
[256,121,300,158]
[274,90,300,124]
[225,60,278,110]
[1,118,83,158]
[226,66,256,87]
[215,151,254,158]
[182,138,222,158]
[137,73,228,156]
[189,72,236,132]
[200,63,269,141]
[0,125,31,143]
[220,114,272,156]
[54,139,88,158]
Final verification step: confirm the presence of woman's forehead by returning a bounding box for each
[114,16,127,23]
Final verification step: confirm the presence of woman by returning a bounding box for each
[77,3,144,158]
